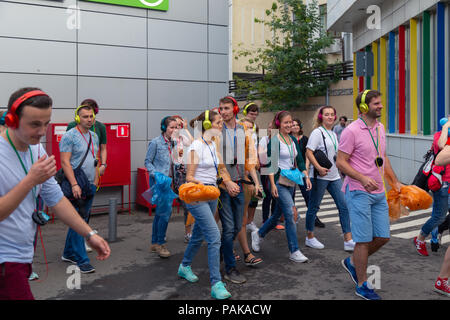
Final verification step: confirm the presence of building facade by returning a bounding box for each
[0,0,229,209]
[328,0,450,184]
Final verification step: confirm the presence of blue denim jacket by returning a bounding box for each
[145,134,173,178]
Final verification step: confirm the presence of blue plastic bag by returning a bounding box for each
[280,168,304,186]
[150,172,177,212]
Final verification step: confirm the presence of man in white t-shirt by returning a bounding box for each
[0,87,110,300]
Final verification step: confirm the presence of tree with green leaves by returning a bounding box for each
[235,0,339,111]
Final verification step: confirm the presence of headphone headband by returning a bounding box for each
[74,104,95,124]
[6,90,48,129]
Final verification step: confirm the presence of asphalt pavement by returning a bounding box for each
[29,205,448,301]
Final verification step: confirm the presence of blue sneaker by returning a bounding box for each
[178,264,199,283]
[355,282,381,300]
[341,257,358,285]
[211,281,231,300]
[78,263,95,274]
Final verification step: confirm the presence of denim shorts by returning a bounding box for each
[344,185,390,243]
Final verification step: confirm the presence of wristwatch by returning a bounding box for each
[85,230,98,241]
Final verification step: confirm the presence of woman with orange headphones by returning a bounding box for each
[304,106,354,252]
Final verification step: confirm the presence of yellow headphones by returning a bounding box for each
[242,102,256,116]
[75,105,95,124]
[359,90,371,114]
[203,110,212,130]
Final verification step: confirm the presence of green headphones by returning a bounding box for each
[359,90,371,114]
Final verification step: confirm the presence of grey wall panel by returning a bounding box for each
[131,140,148,170]
[78,1,147,17]
[0,38,76,75]
[148,80,208,110]
[208,25,228,54]
[208,82,228,106]
[0,2,76,42]
[148,19,207,52]
[78,77,147,109]
[148,49,207,81]
[208,0,229,26]
[78,44,147,78]
[147,0,208,24]
[208,54,228,82]
[78,11,147,47]
[50,109,148,141]
[0,73,77,109]
[147,110,199,139]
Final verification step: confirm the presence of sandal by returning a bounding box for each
[244,252,263,267]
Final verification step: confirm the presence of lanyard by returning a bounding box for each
[279,134,294,167]
[223,122,237,152]
[321,126,337,153]
[359,118,380,156]
[202,137,219,175]
[6,129,37,199]
[76,126,95,159]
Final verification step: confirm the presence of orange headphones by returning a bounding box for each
[5,90,49,129]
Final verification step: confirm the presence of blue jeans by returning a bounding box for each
[305,178,351,234]
[261,175,276,223]
[258,183,299,253]
[218,184,245,273]
[421,182,449,237]
[182,199,221,285]
[63,184,96,267]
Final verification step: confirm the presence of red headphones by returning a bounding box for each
[5,90,49,129]
[224,96,239,115]
[317,106,337,122]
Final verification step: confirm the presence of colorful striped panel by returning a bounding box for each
[423,11,431,136]
[380,37,387,127]
[389,31,396,134]
[398,25,406,134]
[410,19,418,135]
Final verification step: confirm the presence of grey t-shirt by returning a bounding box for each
[0,138,63,264]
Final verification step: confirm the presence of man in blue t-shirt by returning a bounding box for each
[0,87,110,300]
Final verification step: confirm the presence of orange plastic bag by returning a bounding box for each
[387,184,433,222]
[179,183,220,204]
[387,188,405,221]
[399,185,433,211]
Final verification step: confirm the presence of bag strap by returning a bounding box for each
[75,132,92,171]
[319,128,328,157]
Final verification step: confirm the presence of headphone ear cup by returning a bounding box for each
[75,115,80,124]
[359,103,369,113]
[5,113,18,129]
[203,120,212,130]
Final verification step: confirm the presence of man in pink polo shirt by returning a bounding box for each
[336,90,402,300]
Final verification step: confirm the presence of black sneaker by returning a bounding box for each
[224,268,246,284]
[79,263,95,274]
[315,217,325,228]
[431,242,440,252]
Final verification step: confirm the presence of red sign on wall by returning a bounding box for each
[116,124,129,138]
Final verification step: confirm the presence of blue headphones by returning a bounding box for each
[0,112,5,126]
[160,116,170,132]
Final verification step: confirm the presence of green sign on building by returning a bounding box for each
[81,0,168,11]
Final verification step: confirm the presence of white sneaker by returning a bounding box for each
[344,239,356,252]
[246,221,258,233]
[251,230,263,252]
[85,241,93,253]
[305,237,325,249]
[289,250,309,263]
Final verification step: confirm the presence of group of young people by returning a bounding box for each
[2,86,450,301]
[143,90,450,301]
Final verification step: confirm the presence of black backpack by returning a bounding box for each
[411,148,436,191]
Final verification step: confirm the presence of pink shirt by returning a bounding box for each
[339,118,386,194]
[432,132,450,182]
